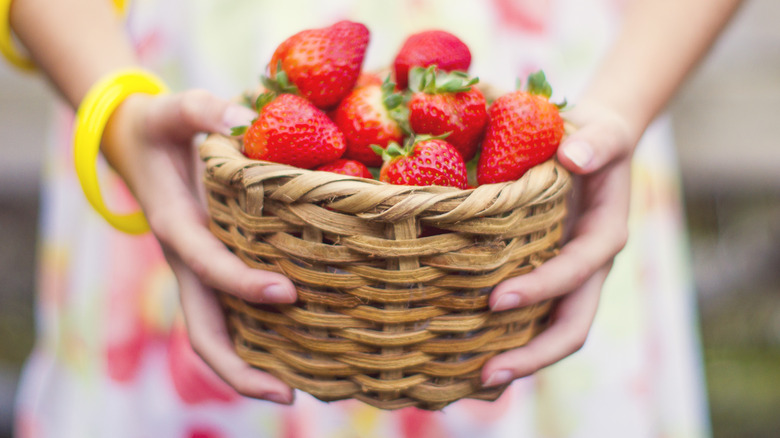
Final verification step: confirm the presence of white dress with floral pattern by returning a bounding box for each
[15,1,710,437]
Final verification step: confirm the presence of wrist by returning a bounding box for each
[73,68,168,234]
[102,93,153,193]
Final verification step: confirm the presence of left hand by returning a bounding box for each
[104,90,298,403]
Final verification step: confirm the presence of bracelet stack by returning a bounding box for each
[73,69,168,234]
[0,0,34,71]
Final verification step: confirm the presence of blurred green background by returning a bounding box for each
[1,1,778,436]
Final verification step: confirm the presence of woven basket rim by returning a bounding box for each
[199,133,571,223]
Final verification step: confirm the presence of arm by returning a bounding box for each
[483,0,743,385]
[10,0,296,403]
[582,0,744,137]
[11,0,135,106]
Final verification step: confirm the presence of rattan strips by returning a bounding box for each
[200,132,571,410]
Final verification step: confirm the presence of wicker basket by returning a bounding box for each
[199,132,571,410]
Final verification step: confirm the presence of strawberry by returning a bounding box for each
[354,72,384,89]
[393,30,471,90]
[332,75,406,167]
[408,66,488,162]
[315,159,374,179]
[269,20,369,109]
[238,93,346,169]
[477,71,565,185]
[373,136,467,189]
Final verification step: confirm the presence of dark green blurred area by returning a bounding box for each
[0,197,38,437]
[686,195,780,438]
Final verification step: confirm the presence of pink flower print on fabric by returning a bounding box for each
[105,233,163,382]
[167,324,239,405]
[185,424,227,438]
[491,0,551,34]
[398,407,449,438]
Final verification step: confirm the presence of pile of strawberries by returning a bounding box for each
[234,21,566,189]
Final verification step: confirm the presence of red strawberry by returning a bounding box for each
[269,21,369,109]
[240,93,346,169]
[333,76,406,167]
[374,136,467,189]
[393,30,471,90]
[477,71,565,185]
[354,72,384,89]
[408,66,488,162]
[316,159,373,179]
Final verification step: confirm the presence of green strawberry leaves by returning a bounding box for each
[409,65,479,94]
[525,70,553,98]
[261,61,300,97]
[371,132,451,163]
[381,75,403,109]
[522,70,567,110]
[231,62,298,136]
[230,125,249,136]
[381,74,412,136]
[253,92,276,112]
[371,142,405,163]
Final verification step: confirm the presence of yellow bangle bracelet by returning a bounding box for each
[0,0,34,71]
[0,0,128,72]
[73,69,168,235]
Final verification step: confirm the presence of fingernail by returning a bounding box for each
[264,392,292,405]
[221,105,257,135]
[492,294,521,311]
[561,140,593,169]
[484,370,513,387]
[263,284,295,303]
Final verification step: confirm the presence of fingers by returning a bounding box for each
[490,160,630,311]
[482,266,609,387]
[137,147,295,305]
[150,198,297,304]
[175,263,295,404]
[127,92,296,305]
[481,104,638,385]
[145,89,257,143]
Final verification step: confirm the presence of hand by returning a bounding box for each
[481,100,640,387]
[103,90,297,404]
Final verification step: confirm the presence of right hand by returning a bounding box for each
[103,89,298,404]
[482,99,638,386]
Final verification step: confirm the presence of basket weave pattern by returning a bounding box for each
[200,133,571,410]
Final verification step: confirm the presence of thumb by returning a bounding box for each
[557,108,636,175]
[147,89,257,142]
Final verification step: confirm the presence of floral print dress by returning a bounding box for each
[15,0,710,437]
